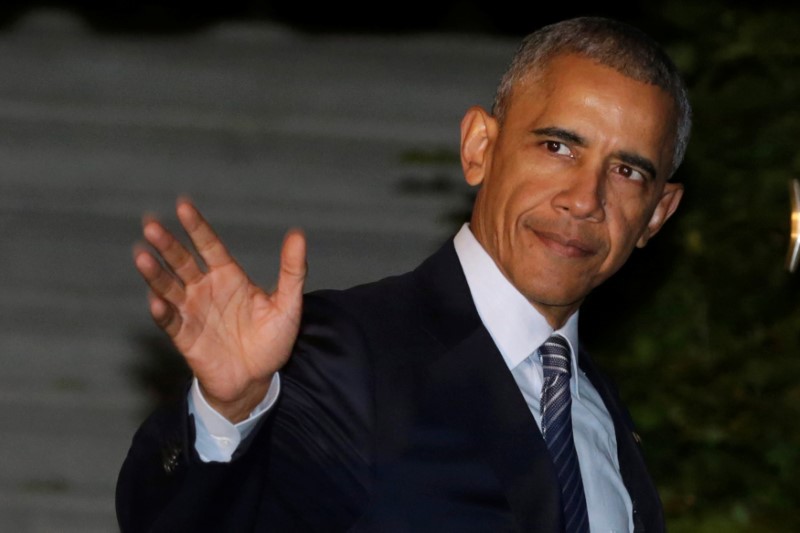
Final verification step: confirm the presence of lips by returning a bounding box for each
[533,229,597,258]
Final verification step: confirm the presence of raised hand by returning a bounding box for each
[134,199,307,422]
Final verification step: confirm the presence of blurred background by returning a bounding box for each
[0,1,798,531]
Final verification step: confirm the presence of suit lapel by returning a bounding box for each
[579,350,665,533]
[408,241,563,532]
[430,326,563,532]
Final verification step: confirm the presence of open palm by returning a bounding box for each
[135,200,306,422]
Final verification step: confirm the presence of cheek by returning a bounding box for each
[605,183,658,231]
[605,207,652,259]
[481,174,522,224]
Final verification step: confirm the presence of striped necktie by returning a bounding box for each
[540,334,590,533]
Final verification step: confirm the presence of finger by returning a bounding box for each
[134,246,187,306]
[142,216,204,285]
[176,198,236,270]
[148,291,182,338]
[275,228,307,311]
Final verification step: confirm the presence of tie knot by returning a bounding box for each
[540,335,571,377]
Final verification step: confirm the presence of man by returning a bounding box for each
[117,17,690,532]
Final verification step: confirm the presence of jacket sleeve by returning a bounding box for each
[115,292,375,532]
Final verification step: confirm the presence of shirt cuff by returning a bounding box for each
[188,373,281,462]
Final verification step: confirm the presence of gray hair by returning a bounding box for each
[492,17,692,177]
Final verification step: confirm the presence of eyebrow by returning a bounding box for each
[533,126,658,181]
[533,127,587,147]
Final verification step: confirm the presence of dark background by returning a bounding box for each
[1,1,649,34]
[2,0,796,35]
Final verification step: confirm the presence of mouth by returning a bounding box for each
[533,230,597,258]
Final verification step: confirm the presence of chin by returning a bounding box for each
[516,279,588,310]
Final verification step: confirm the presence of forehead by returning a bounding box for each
[507,54,678,175]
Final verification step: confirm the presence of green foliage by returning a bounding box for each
[584,3,800,531]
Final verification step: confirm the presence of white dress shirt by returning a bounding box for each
[189,224,633,532]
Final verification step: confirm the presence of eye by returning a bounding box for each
[614,164,646,182]
[543,141,572,157]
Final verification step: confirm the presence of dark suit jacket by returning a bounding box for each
[116,239,664,532]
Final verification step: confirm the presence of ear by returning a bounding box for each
[460,106,497,186]
[636,182,684,248]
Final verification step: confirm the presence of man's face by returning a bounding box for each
[461,54,683,327]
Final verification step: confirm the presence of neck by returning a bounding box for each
[531,301,580,331]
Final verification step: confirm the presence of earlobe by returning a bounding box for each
[636,183,684,248]
[460,106,496,186]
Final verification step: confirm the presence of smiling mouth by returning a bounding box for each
[533,230,597,258]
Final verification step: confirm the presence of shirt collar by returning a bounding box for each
[453,223,580,379]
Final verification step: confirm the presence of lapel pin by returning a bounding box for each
[632,431,642,445]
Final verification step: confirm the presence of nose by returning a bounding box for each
[551,168,605,222]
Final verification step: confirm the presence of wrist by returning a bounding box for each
[199,378,273,423]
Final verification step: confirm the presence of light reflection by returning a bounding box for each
[788,179,800,273]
